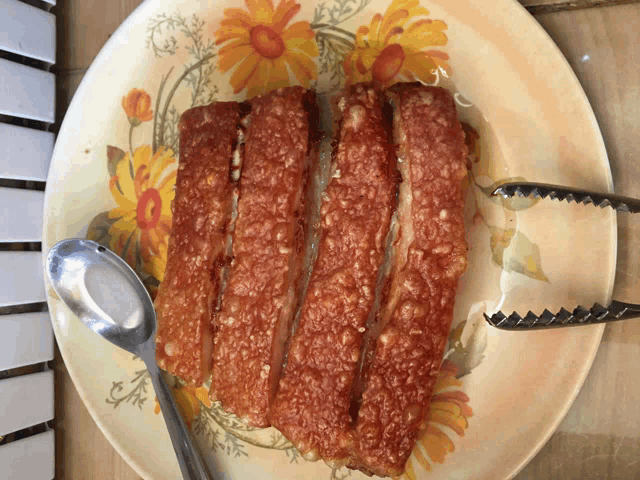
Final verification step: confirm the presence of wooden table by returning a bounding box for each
[54,0,640,478]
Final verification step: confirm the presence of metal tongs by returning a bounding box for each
[484,181,640,330]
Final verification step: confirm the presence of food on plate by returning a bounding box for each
[269,83,398,466]
[155,101,247,386]
[156,82,468,476]
[210,87,319,427]
[352,84,468,477]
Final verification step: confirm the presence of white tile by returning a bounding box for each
[0,370,54,436]
[0,187,44,241]
[0,430,54,480]
[0,123,53,181]
[0,58,55,123]
[0,0,55,63]
[0,251,45,307]
[0,312,53,371]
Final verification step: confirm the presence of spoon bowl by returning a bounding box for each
[47,239,154,352]
[46,238,215,480]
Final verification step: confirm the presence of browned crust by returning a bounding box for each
[155,102,240,386]
[269,83,397,464]
[210,87,314,427]
[353,84,468,477]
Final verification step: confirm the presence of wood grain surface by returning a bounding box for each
[53,1,640,479]
[523,0,640,14]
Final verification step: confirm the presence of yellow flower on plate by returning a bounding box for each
[399,360,473,479]
[215,0,318,96]
[344,0,450,87]
[107,145,176,281]
[154,385,212,428]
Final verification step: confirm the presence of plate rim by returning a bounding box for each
[495,2,615,478]
[43,0,617,478]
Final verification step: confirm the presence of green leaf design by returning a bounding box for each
[105,369,150,409]
[480,177,540,211]
[489,226,549,282]
[106,145,125,178]
[86,211,119,248]
[147,12,218,150]
[107,145,126,195]
[488,225,515,266]
[446,316,488,378]
[311,0,368,90]
[315,31,353,90]
[312,0,372,27]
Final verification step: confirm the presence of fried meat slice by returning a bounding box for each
[155,102,241,386]
[269,83,398,465]
[352,84,468,477]
[210,87,317,427]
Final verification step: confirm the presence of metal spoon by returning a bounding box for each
[46,238,215,480]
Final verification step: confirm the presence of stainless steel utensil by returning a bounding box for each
[484,181,640,330]
[46,238,216,480]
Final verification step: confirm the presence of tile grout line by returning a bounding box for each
[526,0,640,14]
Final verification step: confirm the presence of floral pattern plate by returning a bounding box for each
[43,0,616,479]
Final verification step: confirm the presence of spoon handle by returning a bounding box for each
[149,366,215,480]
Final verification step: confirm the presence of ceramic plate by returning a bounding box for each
[43,0,616,478]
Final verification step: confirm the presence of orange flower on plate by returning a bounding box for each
[344,0,450,87]
[400,360,473,479]
[107,145,176,281]
[154,385,212,428]
[122,88,153,126]
[215,0,318,96]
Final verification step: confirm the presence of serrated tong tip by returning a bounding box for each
[482,181,640,329]
[491,181,640,213]
[484,301,640,330]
